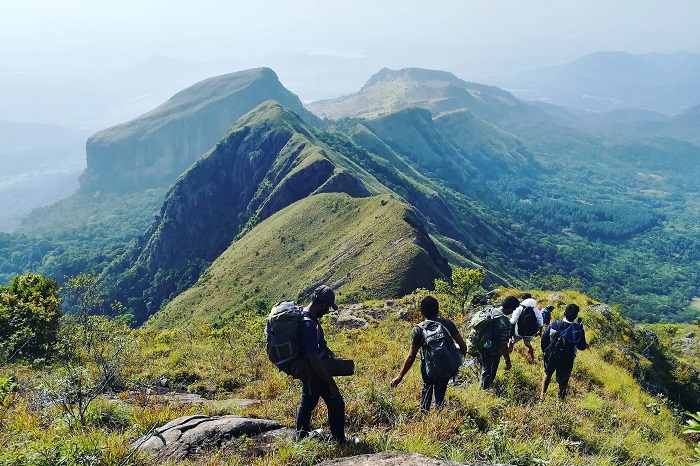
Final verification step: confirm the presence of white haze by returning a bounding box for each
[1,0,699,129]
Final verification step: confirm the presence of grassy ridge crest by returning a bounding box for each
[146,193,446,330]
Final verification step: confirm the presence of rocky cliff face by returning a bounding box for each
[106,102,390,322]
[82,68,320,193]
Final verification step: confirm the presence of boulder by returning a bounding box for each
[588,303,613,320]
[335,309,370,329]
[135,415,282,460]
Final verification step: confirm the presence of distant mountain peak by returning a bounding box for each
[83,67,320,192]
[362,67,464,90]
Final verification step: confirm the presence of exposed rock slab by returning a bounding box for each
[135,415,281,460]
[318,451,514,466]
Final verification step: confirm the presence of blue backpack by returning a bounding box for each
[543,321,583,369]
[418,320,464,379]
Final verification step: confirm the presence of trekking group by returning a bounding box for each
[265,285,587,443]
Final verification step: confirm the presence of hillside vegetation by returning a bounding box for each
[146,193,448,329]
[3,66,700,327]
[2,281,699,465]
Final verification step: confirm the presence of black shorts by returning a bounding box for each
[545,360,574,386]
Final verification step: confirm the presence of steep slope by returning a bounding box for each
[146,193,449,329]
[82,67,321,192]
[306,67,546,124]
[360,107,531,189]
[104,101,451,323]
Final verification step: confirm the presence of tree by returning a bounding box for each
[434,267,487,312]
[40,273,135,427]
[0,273,61,361]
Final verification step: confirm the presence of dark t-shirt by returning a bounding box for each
[298,311,332,359]
[411,317,460,347]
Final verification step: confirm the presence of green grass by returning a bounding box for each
[1,290,698,465]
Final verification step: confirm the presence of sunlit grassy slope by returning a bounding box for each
[131,290,697,465]
[146,193,446,330]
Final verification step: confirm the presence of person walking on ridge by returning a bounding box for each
[540,303,588,400]
[509,293,544,363]
[391,296,467,413]
[295,285,347,442]
[467,295,519,390]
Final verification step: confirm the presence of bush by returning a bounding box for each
[0,273,61,361]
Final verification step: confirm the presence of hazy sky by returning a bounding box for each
[2,0,699,126]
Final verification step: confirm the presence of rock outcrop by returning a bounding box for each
[317,452,515,466]
[134,415,283,460]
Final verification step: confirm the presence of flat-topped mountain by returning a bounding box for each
[306,67,544,124]
[81,68,320,192]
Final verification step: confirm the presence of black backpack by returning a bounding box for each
[418,320,464,379]
[517,306,539,337]
[543,321,582,370]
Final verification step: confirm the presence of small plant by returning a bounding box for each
[683,411,700,465]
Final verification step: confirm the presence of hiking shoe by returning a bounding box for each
[308,428,326,440]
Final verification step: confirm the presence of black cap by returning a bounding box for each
[312,285,338,310]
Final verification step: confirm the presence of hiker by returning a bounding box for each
[540,303,588,400]
[508,293,543,363]
[391,296,467,413]
[294,285,346,442]
[541,305,554,327]
[467,295,519,390]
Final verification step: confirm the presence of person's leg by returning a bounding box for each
[433,376,450,410]
[555,364,573,400]
[420,379,435,413]
[480,355,501,390]
[296,379,320,439]
[541,372,553,399]
[524,338,535,363]
[318,383,345,441]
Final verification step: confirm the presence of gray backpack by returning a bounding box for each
[418,320,463,379]
[265,301,306,371]
[265,301,355,379]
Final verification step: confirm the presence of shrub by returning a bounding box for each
[0,273,61,360]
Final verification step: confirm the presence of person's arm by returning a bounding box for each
[453,332,467,356]
[541,322,552,351]
[391,345,419,387]
[510,307,522,325]
[500,341,512,369]
[307,353,340,396]
[300,319,341,397]
[577,322,588,350]
[536,309,544,336]
[498,317,512,369]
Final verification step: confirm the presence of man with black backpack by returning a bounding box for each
[294,285,346,442]
[508,293,543,363]
[540,303,588,400]
[466,295,519,390]
[391,296,467,413]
